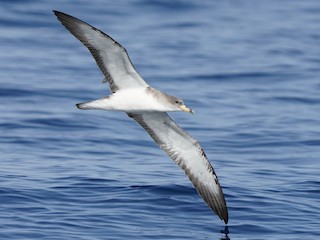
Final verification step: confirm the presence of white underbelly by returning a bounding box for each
[107,88,167,112]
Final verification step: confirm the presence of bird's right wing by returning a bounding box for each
[53,11,148,93]
[129,112,228,224]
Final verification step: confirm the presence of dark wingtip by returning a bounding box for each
[223,216,228,225]
[75,103,81,109]
[52,10,62,16]
[222,206,229,224]
[53,10,67,22]
[221,205,229,224]
[212,188,229,224]
[53,10,75,21]
[217,206,228,224]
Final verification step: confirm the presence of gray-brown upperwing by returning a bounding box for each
[128,112,228,224]
[53,11,148,93]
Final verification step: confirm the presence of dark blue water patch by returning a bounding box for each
[0,188,43,205]
[0,135,39,146]
[51,176,120,193]
[0,232,48,240]
[0,18,47,29]
[299,139,320,146]
[131,184,195,196]
[35,183,194,224]
[0,123,27,131]
[137,0,201,11]
[23,117,94,130]
[308,33,320,40]
[157,21,204,30]
[271,96,320,105]
[302,4,320,14]
[44,88,95,101]
[181,71,298,82]
[0,0,31,3]
[0,87,34,97]
[215,138,302,149]
[0,86,88,102]
[0,119,83,133]
[287,180,320,194]
[0,2,65,28]
[0,12,52,29]
[268,48,305,57]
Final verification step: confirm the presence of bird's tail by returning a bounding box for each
[76,97,109,110]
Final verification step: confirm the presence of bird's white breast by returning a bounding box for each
[106,87,169,112]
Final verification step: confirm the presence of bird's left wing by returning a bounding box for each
[128,112,228,224]
[53,11,148,93]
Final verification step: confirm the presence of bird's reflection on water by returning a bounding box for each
[220,226,230,240]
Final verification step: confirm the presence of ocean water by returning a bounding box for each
[0,0,319,239]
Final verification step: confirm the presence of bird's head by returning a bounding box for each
[169,96,194,114]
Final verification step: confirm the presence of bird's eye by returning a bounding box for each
[175,101,179,104]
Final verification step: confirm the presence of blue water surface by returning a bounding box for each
[0,0,319,239]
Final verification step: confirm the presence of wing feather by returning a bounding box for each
[53,11,148,93]
[129,112,228,223]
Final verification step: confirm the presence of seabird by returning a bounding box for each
[53,11,228,224]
